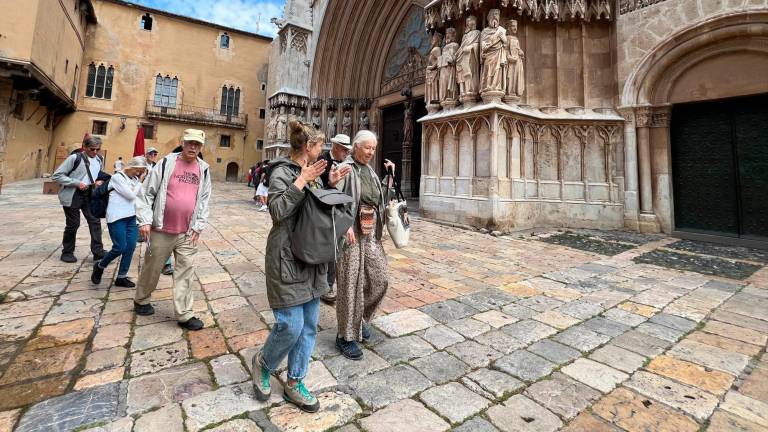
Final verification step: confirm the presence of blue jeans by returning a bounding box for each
[99,216,138,278]
[260,298,320,380]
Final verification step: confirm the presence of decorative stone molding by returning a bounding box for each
[358,98,373,110]
[341,98,355,111]
[310,97,323,110]
[635,106,653,128]
[619,0,668,15]
[326,98,337,111]
[290,27,309,54]
[425,0,612,28]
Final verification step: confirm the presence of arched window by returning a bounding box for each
[94,65,106,98]
[219,85,241,117]
[104,66,114,99]
[220,86,228,114]
[141,13,153,30]
[85,63,115,100]
[86,63,96,97]
[154,74,178,107]
[220,32,230,49]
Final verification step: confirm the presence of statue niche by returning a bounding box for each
[439,27,459,109]
[480,9,507,103]
[276,107,288,142]
[311,110,321,129]
[359,111,370,131]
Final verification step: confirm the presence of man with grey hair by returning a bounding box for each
[52,136,107,263]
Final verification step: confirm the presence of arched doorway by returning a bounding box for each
[621,13,768,246]
[225,162,239,182]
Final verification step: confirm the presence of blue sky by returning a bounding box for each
[130,0,285,37]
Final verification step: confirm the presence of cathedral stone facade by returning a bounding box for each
[267,0,768,247]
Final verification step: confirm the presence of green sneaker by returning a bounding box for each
[251,353,271,401]
[284,380,319,413]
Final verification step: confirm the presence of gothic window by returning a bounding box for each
[153,74,178,107]
[86,63,114,99]
[220,32,230,49]
[220,85,241,116]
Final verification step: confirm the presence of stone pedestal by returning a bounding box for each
[481,91,505,104]
[418,104,625,232]
[460,94,479,108]
[440,100,459,110]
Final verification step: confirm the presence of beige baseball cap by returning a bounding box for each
[183,129,206,144]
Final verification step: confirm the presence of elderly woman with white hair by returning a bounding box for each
[334,130,395,360]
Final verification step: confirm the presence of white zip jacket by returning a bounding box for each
[136,153,212,233]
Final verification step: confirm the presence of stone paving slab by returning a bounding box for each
[1,180,767,432]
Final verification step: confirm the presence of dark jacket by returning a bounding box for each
[335,156,392,241]
[319,149,343,188]
[264,158,330,308]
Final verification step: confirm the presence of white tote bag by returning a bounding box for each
[385,174,410,248]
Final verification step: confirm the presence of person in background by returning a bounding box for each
[114,157,124,173]
[145,147,159,168]
[318,134,352,303]
[51,136,107,263]
[92,156,148,287]
[252,119,349,412]
[333,130,395,360]
[134,129,212,331]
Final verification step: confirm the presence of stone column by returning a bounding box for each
[618,107,639,230]
[650,105,672,232]
[635,106,660,232]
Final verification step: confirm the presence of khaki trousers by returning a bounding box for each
[135,231,197,322]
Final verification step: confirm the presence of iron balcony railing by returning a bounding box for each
[145,100,247,129]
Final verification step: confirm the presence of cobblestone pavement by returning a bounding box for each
[1,179,767,432]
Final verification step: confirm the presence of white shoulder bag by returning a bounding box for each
[385,172,410,248]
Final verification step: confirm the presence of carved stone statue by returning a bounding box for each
[267,111,277,142]
[298,109,306,122]
[289,107,297,120]
[425,32,442,109]
[359,111,370,131]
[341,111,352,136]
[480,9,507,102]
[276,106,288,142]
[439,27,459,108]
[311,110,321,129]
[326,111,337,137]
[403,101,413,145]
[457,15,481,103]
[504,19,525,102]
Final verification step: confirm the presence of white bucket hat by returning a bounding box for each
[330,134,351,150]
[123,156,149,170]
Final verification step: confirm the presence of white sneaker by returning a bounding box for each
[259,205,268,212]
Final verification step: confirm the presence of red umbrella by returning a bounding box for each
[133,127,145,157]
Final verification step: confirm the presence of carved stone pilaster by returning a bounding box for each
[650,106,671,128]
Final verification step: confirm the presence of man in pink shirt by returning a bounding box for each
[134,129,213,330]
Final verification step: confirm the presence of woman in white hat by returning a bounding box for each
[92,156,148,287]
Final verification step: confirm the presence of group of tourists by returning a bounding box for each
[51,122,397,413]
[52,129,212,331]
[248,160,270,211]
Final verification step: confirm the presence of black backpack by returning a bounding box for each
[89,173,117,219]
[290,185,354,264]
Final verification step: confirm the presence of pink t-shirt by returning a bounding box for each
[160,158,200,234]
